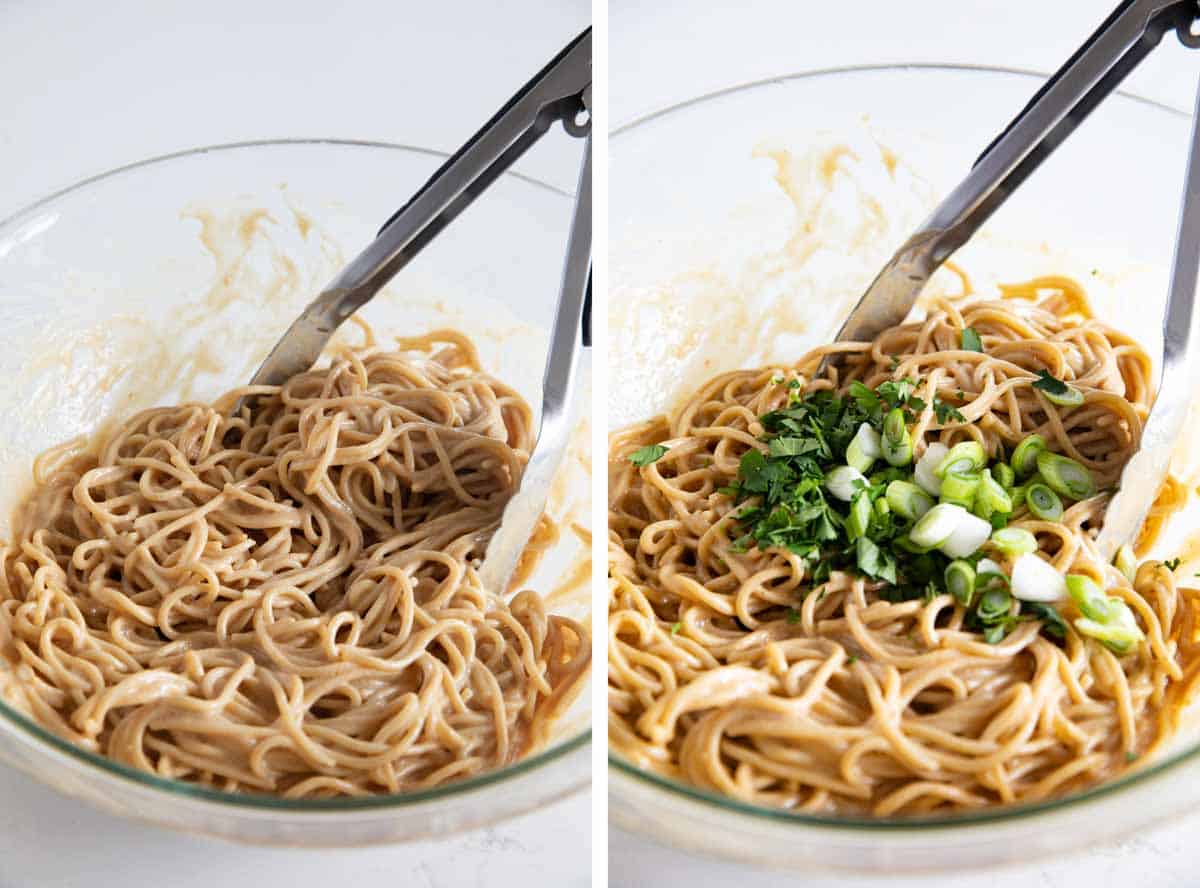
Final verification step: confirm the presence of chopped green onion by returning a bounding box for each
[1009,484,1027,509]
[1032,370,1084,407]
[1035,451,1096,500]
[991,526,1037,556]
[1075,599,1145,654]
[914,442,949,496]
[1011,434,1047,478]
[940,471,980,508]
[939,510,993,558]
[992,462,1015,490]
[936,440,986,478]
[1114,545,1138,583]
[874,497,891,518]
[847,491,872,541]
[824,465,868,501]
[977,587,1013,623]
[977,557,1004,577]
[972,468,1013,519]
[1040,384,1084,407]
[881,408,913,467]
[1065,574,1110,621]
[886,480,934,521]
[846,423,882,474]
[1025,483,1063,521]
[1011,552,1068,602]
[910,502,968,548]
[945,560,977,605]
[961,327,984,353]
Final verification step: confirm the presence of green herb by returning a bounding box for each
[1031,369,1069,397]
[1126,751,1138,763]
[669,622,681,635]
[719,378,1062,644]
[961,327,984,352]
[1021,601,1067,641]
[933,397,966,424]
[629,444,669,466]
[846,654,858,665]
[1165,558,1182,571]
[786,608,801,624]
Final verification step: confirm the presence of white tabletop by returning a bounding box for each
[609,0,1200,885]
[0,2,589,887]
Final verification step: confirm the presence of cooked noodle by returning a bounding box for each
[609,286,1200,816]
[0,329,589,797]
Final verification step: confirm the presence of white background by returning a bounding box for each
[0,2,589,888]
[610,1,1200,886]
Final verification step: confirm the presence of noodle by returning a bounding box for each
[608,286,1200,816]
[0,329,589,797]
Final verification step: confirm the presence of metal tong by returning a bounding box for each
[249,29,592,594]
[828,1,1200,561]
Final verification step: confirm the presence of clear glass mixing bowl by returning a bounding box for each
[0,139,590,846]
[609,65,1200,873]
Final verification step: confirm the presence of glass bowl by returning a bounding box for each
[0,139,590,846]
[608,65,1200,873]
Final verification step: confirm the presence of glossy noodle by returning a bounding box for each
[0,329,589,797]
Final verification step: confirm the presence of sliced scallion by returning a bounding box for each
[1114,544,1138,584]
[824,465,867,502]
[972,468,1013,519]
[945,560,976,605]
[1011,552,1068,602]
[910,502,968,548]
[936,440,986,478]
[1065,574,1110,621]
[1074,597,1144,654]
[992,462,1016,490]
[939,511,993,558]
[940,472,980,508]
[914,442,949,496]
[881,408,913,467]
[1038,381,1084,407]
[990,526,1037,556]
[977,587,1013,623]
[1036,451,1096,501]
[1025,483,1063,521]
[1011,434,1047,478]
[846,423,881,474]
[885,480,934,521]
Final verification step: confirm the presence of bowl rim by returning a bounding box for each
[0,136,590,812]
[608,61,1200,831]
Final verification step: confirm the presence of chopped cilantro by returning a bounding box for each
[1022,601,1067,641]
[669,622,681,635]
[934,397,966,424]
[1032,370,1069,397]
[786,608,801,624]
[1165,557,1182,571]
[629,444,669,466]
[961,327,984,352]
[846,654,858,665]
[715,376,1058,645]
[1126,751,1138,763]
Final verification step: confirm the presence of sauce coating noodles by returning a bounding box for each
[609,289,1200,815]
[0,330,588,797]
